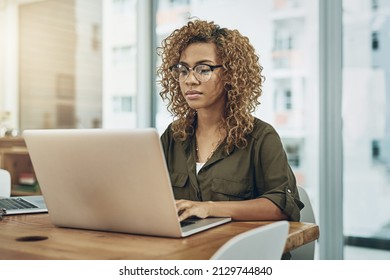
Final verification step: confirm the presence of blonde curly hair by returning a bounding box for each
[157,20,264,152]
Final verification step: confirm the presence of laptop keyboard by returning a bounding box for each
[180,219,199,228]
[180,220,193,227]
[0,198,38,210]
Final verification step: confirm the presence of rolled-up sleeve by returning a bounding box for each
[254,125,304,221]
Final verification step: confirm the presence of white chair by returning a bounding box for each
[0,168,11,197]
[210,220,289,260]
[290,185,316,260]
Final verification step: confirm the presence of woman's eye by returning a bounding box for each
[197,67,211,74]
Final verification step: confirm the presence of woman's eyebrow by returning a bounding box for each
[178,59,216,66]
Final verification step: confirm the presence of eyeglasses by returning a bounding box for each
[169,63,223,83]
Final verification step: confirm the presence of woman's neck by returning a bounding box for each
[196,110,223,132]
[195,112,226,163]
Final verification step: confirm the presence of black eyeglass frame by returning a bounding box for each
[169,63,223,82]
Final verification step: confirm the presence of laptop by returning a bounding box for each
[0,195,47,215]
[23,128,231,238]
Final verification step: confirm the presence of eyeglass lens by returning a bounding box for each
[171,64,214,82]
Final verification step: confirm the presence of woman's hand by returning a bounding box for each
[175,198,288,221]
[175,199,213,221]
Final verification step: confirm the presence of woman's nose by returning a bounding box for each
[185,69,200,84]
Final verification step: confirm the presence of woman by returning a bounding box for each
[157,20,303,222]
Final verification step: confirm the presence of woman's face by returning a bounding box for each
[178,42,226,113]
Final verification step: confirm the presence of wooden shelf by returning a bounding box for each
[0,136,40,196]
[11,184,41,196]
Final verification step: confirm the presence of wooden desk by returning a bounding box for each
[0,214,319,260]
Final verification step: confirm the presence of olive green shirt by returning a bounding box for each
[160,117,303,221]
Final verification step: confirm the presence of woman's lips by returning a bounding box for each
[185,90,202,100]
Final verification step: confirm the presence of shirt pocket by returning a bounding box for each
[211,178,253,201]
[170,172,190,199]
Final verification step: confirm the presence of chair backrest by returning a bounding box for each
[0,168,11,197]
[210,220,289,260]
[290,185,316,260]
[297,186,316,223]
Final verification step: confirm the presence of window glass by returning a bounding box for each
[343,0,390,251]
[17,0,103,130]
[0,0,139,131]
[103,0,138,128]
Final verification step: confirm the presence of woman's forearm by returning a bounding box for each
[207,198,288,221]
[176,198,288,221]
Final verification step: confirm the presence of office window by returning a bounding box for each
[372,0,379,10]
[0,0,103,131]
[103,0,138,128]
[112,46,136,67]
[275,88,293,112]
[343,0,390,252]
[0,0,141,131]
[285,90,292,110]
[113,96,134,113]
[285,143,301,167]
[112,0,135,14]
[372,139,381,160]
[170,0,190,5]
[372,31,379,50]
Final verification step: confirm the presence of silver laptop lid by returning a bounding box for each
[23,128,184,237]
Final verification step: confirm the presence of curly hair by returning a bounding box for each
[157,20,264,153]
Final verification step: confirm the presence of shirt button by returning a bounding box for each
[287,188,292,193]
